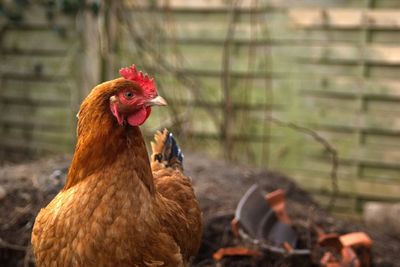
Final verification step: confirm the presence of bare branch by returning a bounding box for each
[266,115,339,211]
[221,0,242,160]
[0,238,27,251]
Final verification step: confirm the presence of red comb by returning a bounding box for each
[119,65,157,97]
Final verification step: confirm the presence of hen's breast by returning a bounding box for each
[32,172,164,267]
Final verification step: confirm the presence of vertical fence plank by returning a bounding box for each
[81,2,101,98]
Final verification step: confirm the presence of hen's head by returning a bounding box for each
[108,65,167,126]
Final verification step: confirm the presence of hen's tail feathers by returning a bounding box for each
[151,129,184,170]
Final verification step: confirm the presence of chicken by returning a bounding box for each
[31,65,202,267]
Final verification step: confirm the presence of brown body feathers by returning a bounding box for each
[31,78,202,267]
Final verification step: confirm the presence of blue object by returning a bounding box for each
[158,132,184,168]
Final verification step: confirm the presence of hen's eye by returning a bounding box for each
[124,91,134,99]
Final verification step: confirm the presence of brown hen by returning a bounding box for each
[31,65,202,267]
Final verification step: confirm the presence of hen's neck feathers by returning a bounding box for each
[63,79,155,194]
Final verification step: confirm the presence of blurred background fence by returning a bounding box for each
[1,0,399,217]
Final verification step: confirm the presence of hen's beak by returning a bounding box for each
[147,96,168,106]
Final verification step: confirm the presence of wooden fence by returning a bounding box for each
[288,7,400,214]
[0,4,79,161]
[1,0,399,215]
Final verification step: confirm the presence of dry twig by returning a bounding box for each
[0,238,27,251]
[221,0,241,160]
[116,1,221,133]
[266,115,339,211]
[23,244,32,267]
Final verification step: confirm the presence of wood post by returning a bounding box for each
[81,1,101,99]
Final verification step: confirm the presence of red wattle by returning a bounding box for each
[110,103,124,125]
[127,106,152,126]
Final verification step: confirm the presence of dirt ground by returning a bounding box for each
[0,153,399,267]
